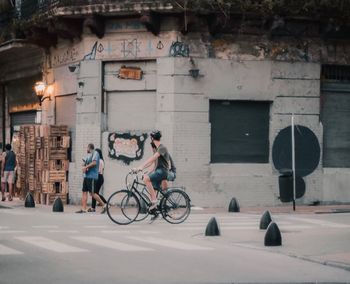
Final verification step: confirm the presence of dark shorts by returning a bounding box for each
[82,178,97,193]
[167,171,176,181]
[149,168,168,190]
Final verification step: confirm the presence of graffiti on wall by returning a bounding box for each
[52,47,79,66]
[169,40,190,57]
[108,132,147,164]
[121,39,141,58]
[51,33,176,67]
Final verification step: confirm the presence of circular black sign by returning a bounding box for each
[272,125,320,177]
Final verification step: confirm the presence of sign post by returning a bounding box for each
[291,114,296,211]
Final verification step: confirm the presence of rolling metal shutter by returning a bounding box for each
[10,111,36,126]
[321,65,350,167]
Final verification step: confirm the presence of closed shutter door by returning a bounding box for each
[107,91,156,131]
[11,111,36,126]
[321,91,350,167]
[56,94,76,161]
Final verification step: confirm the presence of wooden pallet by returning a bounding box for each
[49,149,68,160]
[42,181,68,194]
[40,193,68,205]
[49,160,69,171]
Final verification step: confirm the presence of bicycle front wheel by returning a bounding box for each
[161,189,191,224]
[107,190,140,225]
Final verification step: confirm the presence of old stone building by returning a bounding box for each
[1,0,350,207]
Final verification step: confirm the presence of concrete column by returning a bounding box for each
[69,60,102,204]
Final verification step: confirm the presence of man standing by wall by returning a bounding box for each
[76,143,107,214]
[1,144,16,201]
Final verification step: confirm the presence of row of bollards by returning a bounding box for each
[25,192,64,212]
[205,197,282,247]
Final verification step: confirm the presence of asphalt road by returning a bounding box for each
[1,206,350,284]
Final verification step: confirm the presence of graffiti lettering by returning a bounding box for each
[83,41,98,60]
[52,47,79,66]
[121,39,141,58]
[157,40,164,50]
[97,43,104,53]
[169,40,190,57]
[108,132,147,165]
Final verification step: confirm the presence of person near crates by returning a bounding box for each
[88,148,107,212]
[76,143,107,214]
[1,144,17,202]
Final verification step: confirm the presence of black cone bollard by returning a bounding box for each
[228,197,240,212]
[24,192,35,208]
[264,222,282,246]
[205,217,220,236]
[259,210,272,230]
[52,197,64,212]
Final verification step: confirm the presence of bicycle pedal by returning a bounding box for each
[149,213,159,224]
[148,207,157,214]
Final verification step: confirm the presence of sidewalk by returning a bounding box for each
[2,196,350,214]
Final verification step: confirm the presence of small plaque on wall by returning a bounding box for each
[118,66,143,80]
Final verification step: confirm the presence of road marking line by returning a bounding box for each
[71,236,153,252]
[0,226,9,229]
[0,244,23,255]
[15,236,88,253]
[0,230,26,234]
[48,230,79,233]
[285,216,350,228]
[32,225,59,229]
[128,236,213,251]
[84,225,111,229]
[101,230,131,234]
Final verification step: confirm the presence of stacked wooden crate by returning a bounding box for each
[18,125,70,204]
[37,125,70,205]
[18,125,37,199]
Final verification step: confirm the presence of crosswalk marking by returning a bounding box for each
[15,236,88,253]
[84,225,111,229]
[285,216,350,228]
[0,230,26,234]
[71,236,153,252]
[128,236,213,251]
[32,225,59,229]
[48,230,79,233]
[101,230,131,234]
[0,244,23,255]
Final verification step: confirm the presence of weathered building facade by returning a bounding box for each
[1,1,350,207]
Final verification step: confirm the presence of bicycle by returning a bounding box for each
[106,170,191,225]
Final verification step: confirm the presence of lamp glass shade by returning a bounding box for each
[34,81,46,98]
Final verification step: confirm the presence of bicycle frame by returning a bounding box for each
[127,173,165,207]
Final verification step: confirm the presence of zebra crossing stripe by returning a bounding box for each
[15,236,88,253]
[71,236,153,252]
[0,230,26,234]
[128,236,213,251]
[0,244,23,255]
[285,216,350,228]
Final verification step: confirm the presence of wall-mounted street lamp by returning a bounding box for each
[34,81,51,106]
[189,57,202,79]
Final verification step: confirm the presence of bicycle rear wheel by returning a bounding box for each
[161,189,191,224]
[107,190,140,225]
